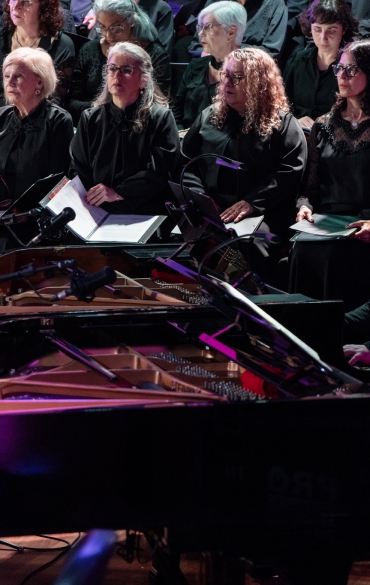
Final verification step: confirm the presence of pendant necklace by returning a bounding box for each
[15,30,41,48]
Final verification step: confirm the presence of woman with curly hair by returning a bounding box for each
[0,0,75,107]
[182,48,307,247]
[69,42,179,215]
[283,0,358,130]
[290,39,370,310]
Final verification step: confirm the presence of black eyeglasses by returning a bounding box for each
[219,71,245,86]
[107,64,137,77]
[332,63,360,78]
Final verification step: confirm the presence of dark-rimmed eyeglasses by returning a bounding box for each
[7,0,35,8]
[107,64,137,77]
[219,71,245,86]
[96,20,126,37]
[332,63,360,78]
[196,22,223,35]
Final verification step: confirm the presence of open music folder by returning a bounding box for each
[40,176,166,244]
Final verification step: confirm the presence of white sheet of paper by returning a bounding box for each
[46,176,107,240]
[88,215,163,243]
[290,213,358,237]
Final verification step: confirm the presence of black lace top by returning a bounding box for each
[297,109,370,218]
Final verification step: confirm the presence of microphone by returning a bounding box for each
[0,207,43,224]
[50,266,117,303]
[27,207,76,246]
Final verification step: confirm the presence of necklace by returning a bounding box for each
[15,30,40,48]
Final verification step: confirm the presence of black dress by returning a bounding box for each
[182,105,307,239]
[69,39,171,125]
[0,99,73,202]
[0,28,75,108]
[283,43,338,121]
[69,100,180,215]
[172,55,218,130]
[289,110,370,310]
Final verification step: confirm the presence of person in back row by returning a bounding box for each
[69,0,170,125]
[173,1,246,133]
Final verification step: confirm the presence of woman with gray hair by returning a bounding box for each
[69,0,170,125]
[173,1,246,133]
[0,47,73,207]
[69,42,179,215]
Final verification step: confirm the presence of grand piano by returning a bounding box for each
[0,242,369,585]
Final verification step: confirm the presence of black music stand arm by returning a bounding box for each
[43,334,118,382]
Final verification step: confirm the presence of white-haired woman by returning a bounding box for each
[69,42,179,215]
[0,47,73,206]
[173,1,246,133]
[69,0,170,125]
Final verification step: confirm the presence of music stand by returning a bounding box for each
[166,181,267,293]
[0,173,65,248]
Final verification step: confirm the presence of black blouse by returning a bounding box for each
[0,99,73,203]
[182,105,307,236]
[69,100,180,215]
[297,109,370,218]
[283,43,338,121]
[172,56,218,130]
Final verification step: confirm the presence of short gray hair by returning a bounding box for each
[198,1,247,46]
[93,0,157,42]
[94,42,167,132]
[3,47,57,99]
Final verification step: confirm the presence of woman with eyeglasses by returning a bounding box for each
[0,0,75,107]
[283,0,358,131]
[182,47,307,282]
[172,1,246,134]
[69,42,179,215]
[290,39,370,309]
[69,0,170,125]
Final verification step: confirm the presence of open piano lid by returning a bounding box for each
[196,278,368,399]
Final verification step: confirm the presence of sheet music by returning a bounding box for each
[89,215,165,243]
[290,214,358,237]
[45,176,107,240]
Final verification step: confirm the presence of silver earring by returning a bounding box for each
[35,89,41,95]
[140,88,144,94]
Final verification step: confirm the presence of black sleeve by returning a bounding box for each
[296,121,320,212]
[69,43,94,125]
[112,110,180,213]
[49,108,74,174]
[245,115,307,215]
[48,33,76,108]
[181,112,208,193]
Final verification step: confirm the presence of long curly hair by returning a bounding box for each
[299,0,358,44]
[3,0,64,37]
[93,42,168,133]
[333,39,370,116]
[212,48,289,136]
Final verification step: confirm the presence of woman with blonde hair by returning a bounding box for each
[182,48,307,248]
[0,47,73,206]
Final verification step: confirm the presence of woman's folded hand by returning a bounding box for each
[85,184,122,207]
[296,205,313,223]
